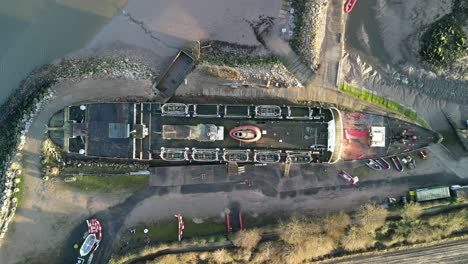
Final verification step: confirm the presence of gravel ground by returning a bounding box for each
[200,63,301,88]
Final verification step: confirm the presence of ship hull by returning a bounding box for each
[47,102,440,166]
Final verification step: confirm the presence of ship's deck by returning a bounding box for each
[340,111,439,160]
[86,103,134,158]
[150,116,330,150]
[48,102,440,164]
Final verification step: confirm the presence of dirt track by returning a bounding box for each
[325,238,468,264]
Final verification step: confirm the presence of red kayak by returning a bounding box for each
[344,0,357,13]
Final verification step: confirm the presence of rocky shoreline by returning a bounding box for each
[0,57,156,244]
[290,0,328,68]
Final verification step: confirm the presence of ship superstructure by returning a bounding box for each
[47,103,439,165]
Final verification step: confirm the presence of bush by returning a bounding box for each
[356,203,388,233]
[406,222,444,244]
[149,254,178,264]
[341,226,374,251]
[211,248,234,264]
[251,242,282,264]
[231,229,262,250]
[177,252,198,264]
[401,202,423,221]
[279,216,322,245]
[428,209,468,235]
[322,211,350,240]
[420,11,468,67]
[284,235,335,264]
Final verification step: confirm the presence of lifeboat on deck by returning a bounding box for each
[229,126,262,143]
[344,0,357,13]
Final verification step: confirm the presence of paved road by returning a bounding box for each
[316,0,344,89]
[327,239,468,264]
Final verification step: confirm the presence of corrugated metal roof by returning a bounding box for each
[415,186,451,202]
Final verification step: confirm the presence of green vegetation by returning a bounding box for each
[377,209,468,247]
[339,83,429,127]
[112,204,468,264]
[66,175,148,192]
[420,0,468,67]
[0,76,56,173]
[400,202,423,221]
[122,218,226,248]
[15,172,26,208]
[60,166,139,175]
[289,0,307,56]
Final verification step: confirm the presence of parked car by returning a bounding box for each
[401,195,407,205]
[402,155,416,169]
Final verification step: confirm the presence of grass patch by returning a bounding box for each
[60,166,139,175]
[242,213,279,229]
[15,172,26,208]
[66,175,148,192]
[119,218,227,254]
[339,83,429,127]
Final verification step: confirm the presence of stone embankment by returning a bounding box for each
[0,58,156,245]
[201,63,301,88]
[291,0,328,69]
[199,40,302,88]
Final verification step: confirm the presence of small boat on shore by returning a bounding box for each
[344,0,357,13]
[339,170,359,185]
[391,156,404,172]
[80,234,97,257]
[374,158,391,170]
[229,126,262,143]
[366,159,382,171]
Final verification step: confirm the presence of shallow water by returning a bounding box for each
[344,0,390,64]
[0,0,127,104]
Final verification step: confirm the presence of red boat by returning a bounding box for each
[338,170,359,185]
[344,0,357,13]
[374,158,391,170]
[391,156,404,172]
[229,126,262,143]
[366,159,382,171]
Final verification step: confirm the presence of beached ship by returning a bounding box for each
[47,102,440,165]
